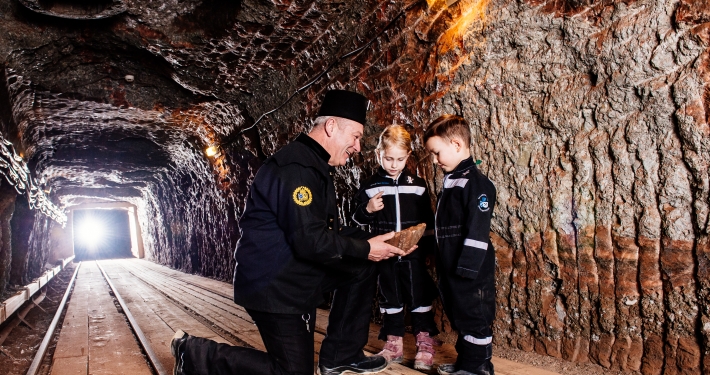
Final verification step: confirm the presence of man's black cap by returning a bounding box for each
[316,90,370,126]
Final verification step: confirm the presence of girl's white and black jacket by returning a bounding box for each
[352,167,436,257]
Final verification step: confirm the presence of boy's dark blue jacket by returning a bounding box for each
[233,134,371,314]
[435,157,496,281]
[352,167,436,257]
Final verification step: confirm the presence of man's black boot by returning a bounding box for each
[170,330,189,375]
[318,355,388,375]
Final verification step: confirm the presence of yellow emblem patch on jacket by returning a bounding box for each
[292,186,313,206]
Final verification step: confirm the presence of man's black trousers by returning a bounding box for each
[181,264,377,375]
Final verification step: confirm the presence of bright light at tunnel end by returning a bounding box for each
[76,217,107,249]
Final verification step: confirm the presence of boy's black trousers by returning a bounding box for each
[180,264,377,375]
[438,268,496,372]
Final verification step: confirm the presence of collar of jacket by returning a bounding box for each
[450,156,475,175]
[375,166,405,182]
[295,133,330,162]
[269,133,332,177]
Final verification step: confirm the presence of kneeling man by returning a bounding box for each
[171,90,411,375]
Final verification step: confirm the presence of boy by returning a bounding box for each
[424,115,497,375]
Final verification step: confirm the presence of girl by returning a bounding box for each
[353,124,440,370]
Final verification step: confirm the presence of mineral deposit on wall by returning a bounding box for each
[0,0,708,373]
[282,0,710,373]
[429,1,710,373]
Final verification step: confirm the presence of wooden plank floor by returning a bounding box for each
[50,262,152,375]
[97,260,233,372]
[94,259,560,375]
[104,259,419,374]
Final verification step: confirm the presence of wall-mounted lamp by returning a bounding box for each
[125,75,135,83]
[205,145,220,158]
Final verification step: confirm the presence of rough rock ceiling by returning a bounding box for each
[0,0,379,208]
[2,0,710,373]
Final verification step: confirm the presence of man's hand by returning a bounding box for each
[367,232,405,261]
[366,191,384,213]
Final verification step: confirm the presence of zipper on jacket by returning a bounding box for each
[435,173,451,246]
[394,173,402,260]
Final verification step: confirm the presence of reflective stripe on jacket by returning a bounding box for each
[352,167,436,258]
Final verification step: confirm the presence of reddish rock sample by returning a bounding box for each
[385,223,426,252]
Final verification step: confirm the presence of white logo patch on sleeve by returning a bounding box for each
[478,194,490,212]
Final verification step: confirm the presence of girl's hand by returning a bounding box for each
[366,191,384,213]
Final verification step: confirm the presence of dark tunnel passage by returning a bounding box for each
[0,0,709,374]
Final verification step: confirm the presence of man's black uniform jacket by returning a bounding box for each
[352,167,436,258]
[435,157,496,283]
[233,134,371,314]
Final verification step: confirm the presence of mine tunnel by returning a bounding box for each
[0,0,709,374]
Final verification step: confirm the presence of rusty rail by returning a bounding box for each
[96,261,168,375]
[25,261,81,375]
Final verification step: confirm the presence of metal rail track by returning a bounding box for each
[25,262,82,375]
[95,261,168,375]
[26,260,168,375]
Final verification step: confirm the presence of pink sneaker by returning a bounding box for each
[377,335,403,363]
[415,332,439,370]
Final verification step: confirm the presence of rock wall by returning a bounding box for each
[0,182,16,297]
[134,145,247,280]
[0,0,707,373]
[9,195,39,286]
[224,0,709,373]
[432,1,709,373]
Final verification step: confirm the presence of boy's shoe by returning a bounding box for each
[437,361,494,375]
[170,330,189,375]
[318,355,388,375]
[377,335,404,363]
[414,332,439,370]
[437,364,457,374]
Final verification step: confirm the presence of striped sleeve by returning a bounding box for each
[456,177,496,279]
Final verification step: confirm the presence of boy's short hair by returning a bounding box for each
[423,114,471,146]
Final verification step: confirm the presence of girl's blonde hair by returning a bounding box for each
[376,125,412,154]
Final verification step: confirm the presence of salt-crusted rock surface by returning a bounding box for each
[439,1,710,373]
[0,0,708,373]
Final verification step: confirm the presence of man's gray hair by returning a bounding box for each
[313,116,334,128]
